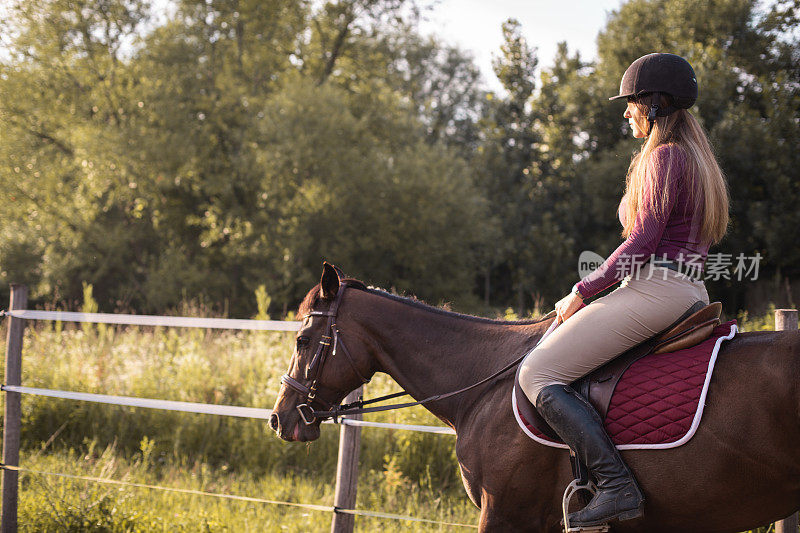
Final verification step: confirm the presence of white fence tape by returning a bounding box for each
[340,419,455,435]
[5,310,302,331]
[3,310,456,434]
[1,385,272,418]
[1,386,455,435]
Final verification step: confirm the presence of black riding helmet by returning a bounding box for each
[610,53,698,131]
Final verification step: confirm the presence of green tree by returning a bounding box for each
[244,76,493,307]
[0,0,156,306]
[0,0,495,315]
[475,19,541,313]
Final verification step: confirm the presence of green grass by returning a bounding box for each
[16,444,478,532]
[736,302,779,332]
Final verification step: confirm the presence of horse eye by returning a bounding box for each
[296,336,310,349]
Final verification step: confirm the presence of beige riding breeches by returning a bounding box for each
[518,261,710,402]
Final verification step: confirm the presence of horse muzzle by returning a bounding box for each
[269,409,321,442]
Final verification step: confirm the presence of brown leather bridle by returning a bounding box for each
[280,281,372,425]
[280,281,553,426]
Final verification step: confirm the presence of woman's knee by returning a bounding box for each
[518,353,565,402]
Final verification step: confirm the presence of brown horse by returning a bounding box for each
[270,264,800,532]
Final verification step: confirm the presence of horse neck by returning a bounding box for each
[344,289,549,429]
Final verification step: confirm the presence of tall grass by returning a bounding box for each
[17,444,477,532]
[736,302,778,332]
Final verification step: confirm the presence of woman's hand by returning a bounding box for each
[555,292,584,324]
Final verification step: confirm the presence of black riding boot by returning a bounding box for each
[535,384,644,527]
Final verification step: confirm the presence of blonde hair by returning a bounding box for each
[621,98,729,246]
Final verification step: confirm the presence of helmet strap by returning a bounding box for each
[646,92,660,136]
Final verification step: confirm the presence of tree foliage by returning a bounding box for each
[0,0,797,316]
[0,0,492,314]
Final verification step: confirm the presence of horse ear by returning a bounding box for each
[320,262,341,299]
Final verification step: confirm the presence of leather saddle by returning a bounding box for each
[530,300,722,441]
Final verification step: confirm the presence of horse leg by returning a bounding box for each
[478,495,525,532]
[478,489,556,533]
[459,409,571,532]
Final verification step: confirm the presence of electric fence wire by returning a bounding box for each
[0,464,477,529]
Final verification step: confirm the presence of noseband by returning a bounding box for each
[280,282,371,425]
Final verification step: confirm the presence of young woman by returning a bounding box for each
[518,53,730,527]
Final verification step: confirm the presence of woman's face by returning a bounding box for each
[624,101,648,138]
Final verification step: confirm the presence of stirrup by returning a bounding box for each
[562,480,610,533]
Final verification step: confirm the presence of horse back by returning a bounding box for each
[615,328,800,532]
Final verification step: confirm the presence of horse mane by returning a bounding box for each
[361,286,552,325]
[299,277,552,326]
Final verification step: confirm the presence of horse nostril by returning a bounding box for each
[269,413,280,432]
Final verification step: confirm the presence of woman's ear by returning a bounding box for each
[320,262,341,299]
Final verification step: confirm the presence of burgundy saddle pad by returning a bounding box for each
[512,320,737,450]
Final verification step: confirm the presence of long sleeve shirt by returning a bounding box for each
[575,144,710,299]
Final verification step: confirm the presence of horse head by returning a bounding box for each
[269,262,374,442]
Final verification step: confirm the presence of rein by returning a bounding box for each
[281,282,558,425]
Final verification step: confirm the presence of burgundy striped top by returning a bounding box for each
[575,144,710,299]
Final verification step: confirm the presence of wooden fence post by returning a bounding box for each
[2,284,28,533]
[330,385,363,533]
[774,309,798,533]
